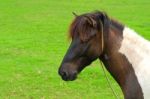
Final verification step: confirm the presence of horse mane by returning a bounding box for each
[110,19,124,31]
[68,11,109,41]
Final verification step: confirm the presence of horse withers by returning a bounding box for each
[58,11,150,99]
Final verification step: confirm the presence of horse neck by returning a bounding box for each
[99,19,144,99]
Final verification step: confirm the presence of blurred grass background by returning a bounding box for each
[0,0,149,99]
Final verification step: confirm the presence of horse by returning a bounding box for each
[58,11,150,99]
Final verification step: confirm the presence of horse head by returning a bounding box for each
[58,11,109,81]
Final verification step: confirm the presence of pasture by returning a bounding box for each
[0,0,149,99]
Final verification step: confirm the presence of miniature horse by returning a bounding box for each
[58,11,150,99]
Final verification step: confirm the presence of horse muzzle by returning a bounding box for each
[58,64,78,81]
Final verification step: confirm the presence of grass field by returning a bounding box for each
[0,0,149,99]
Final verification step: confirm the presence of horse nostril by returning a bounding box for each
[59,69,68,78]
[62,71,67,77]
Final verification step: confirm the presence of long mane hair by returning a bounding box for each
[69,11,110,42]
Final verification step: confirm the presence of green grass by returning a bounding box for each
[0,0,149,99]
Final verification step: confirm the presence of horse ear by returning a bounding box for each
[84,16,96,27]
[72,12,78,17]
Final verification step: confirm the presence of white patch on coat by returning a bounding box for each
[119,27,150,99]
